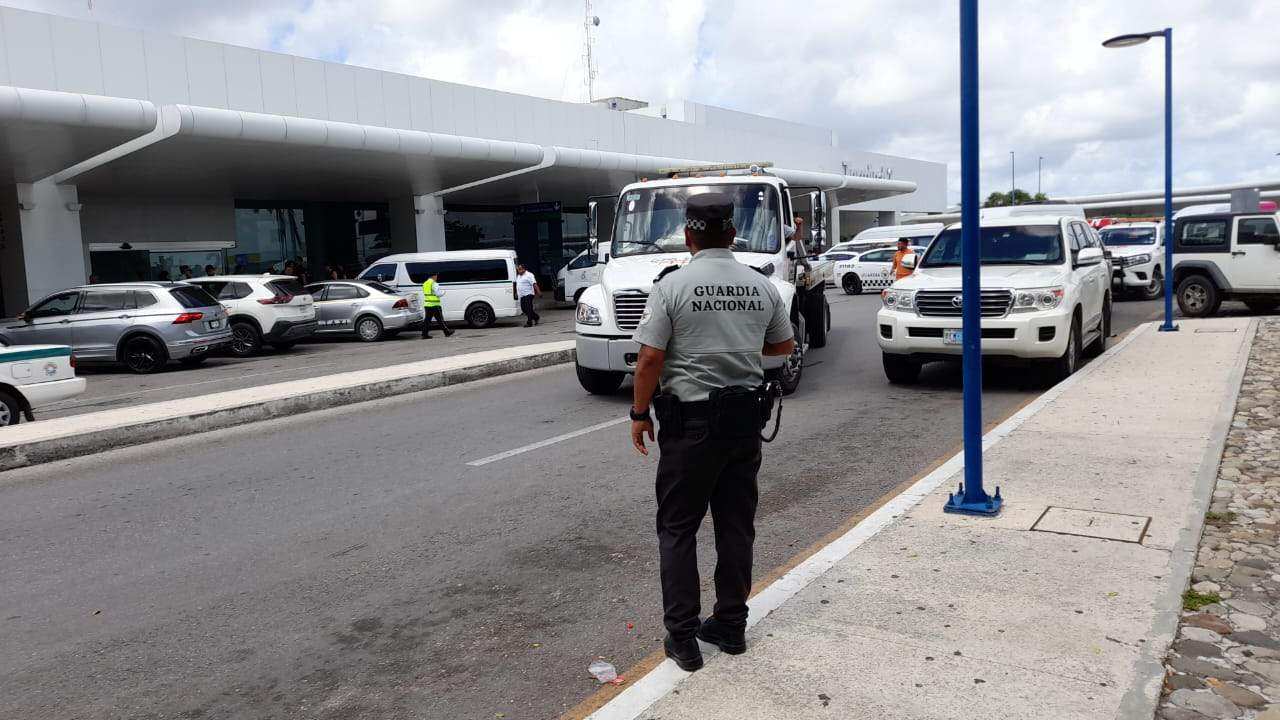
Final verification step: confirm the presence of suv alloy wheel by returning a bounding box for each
[1176,275,1219,318]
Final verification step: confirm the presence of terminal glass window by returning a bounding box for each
[444,210,516,251]
[612,183,781,257]
[233,207,307,274]
[923,226,1065,267]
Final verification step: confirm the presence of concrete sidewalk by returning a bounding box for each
[589,318,1255,720]
[0,340,573,471]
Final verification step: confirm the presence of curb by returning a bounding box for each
[1117,317,1260,720]
[0,345,575,472]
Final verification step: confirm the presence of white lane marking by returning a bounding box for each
[586,323,1156,720]
[466,417,628,467]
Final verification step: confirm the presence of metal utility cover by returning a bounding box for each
[1031,506,1150,544]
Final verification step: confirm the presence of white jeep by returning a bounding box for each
[876,206,1111,384]
[1172,205,1280,316]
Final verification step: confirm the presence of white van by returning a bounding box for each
[357,250,521,328]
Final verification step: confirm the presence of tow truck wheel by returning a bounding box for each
[882,353,920,385]
[766,315,804,395]
[806,292,829,349]
[576,363,625,395]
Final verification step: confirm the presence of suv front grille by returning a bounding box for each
[915,289,1012,318]
[613,292,649,330]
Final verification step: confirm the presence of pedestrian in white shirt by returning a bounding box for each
[515,264,541,327]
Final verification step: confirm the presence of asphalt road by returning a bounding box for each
[0,292,1161,720]
[37,304,577,421]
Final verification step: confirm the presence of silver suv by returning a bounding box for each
[0,283,232,373]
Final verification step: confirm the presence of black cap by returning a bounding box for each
[686,192,735,232]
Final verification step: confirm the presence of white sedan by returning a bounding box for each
[0,343,86,425]
[834,246,926,295]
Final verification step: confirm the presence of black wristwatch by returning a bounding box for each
[629,406,652,422]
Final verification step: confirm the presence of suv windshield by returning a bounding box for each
[611,183,781,257]
[1100,227,1157,245]
[922,225,1064,267]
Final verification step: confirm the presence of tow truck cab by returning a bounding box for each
[572,163,832,396]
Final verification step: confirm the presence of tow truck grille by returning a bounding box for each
[613,292,649,330]
[915,289,1013,318]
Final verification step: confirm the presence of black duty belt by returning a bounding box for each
[652,385,782,442]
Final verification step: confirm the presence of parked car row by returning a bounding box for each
[0,250,529,380]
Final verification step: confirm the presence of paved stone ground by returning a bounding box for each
[1158,318,1280,720]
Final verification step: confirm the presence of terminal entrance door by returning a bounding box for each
[514,202,563,283]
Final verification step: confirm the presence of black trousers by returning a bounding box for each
[420,306,451,337]
[520,295,540,325]
[655,419,761,640]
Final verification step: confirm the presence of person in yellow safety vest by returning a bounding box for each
[420,271,454,339]
[891,238,915,281]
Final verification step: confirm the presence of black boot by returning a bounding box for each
[697,617,747,655]
[663,634,704,672]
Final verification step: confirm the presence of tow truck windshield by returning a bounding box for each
[611,183,781,258]
[921,225,1065,267]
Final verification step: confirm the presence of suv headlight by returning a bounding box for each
[881,289,915,311]
[1123,253,1151,267]
[1012,286,1065,312]
[576,301,602,325]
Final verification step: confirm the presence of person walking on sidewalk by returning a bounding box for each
[420,270,453,339]
[515,263,541,327]
[629,192,796,673]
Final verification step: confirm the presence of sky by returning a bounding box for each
[12,0,1280,204]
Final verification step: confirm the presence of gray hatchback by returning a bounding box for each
[0,283,232,373]
[304,280,425,341]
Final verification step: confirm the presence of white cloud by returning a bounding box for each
[7,0,1279,203]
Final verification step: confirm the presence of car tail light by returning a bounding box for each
[172,312,204,324]
[258,294,292,305]
[69,354,76,368]
[392,298,408,309]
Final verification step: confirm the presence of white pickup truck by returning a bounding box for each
[0,344,86,425]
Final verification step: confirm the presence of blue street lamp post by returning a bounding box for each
[944,0,1002,516]
[1103,28,1178,332]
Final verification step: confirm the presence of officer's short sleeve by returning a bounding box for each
[632,283,673,351]
[764,286,794,344]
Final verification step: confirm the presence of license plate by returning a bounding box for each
[943,329,963,345]
[207,319,223,330]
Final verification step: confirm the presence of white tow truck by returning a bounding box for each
[573,162,916,395]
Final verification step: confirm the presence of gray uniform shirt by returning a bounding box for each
[632,248,794,402]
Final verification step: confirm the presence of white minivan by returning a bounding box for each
[357,250,521,328]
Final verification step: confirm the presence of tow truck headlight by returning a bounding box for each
[881,289,915,311]
[576,301,602,325]
[1012,286,1065,311]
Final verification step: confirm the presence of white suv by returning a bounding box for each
[1099,221,1164,300]
[876,207,1111,384]
[188,275,317,357]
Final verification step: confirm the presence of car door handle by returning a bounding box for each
[1232,250,1248,256]
[58,319,71,324]
[117,314,131,319]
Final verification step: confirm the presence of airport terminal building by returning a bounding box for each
[0,5,945,316]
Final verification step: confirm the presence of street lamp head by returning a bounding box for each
[1102,30,1166,48]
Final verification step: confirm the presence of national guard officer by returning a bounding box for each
[629,192,796,672]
